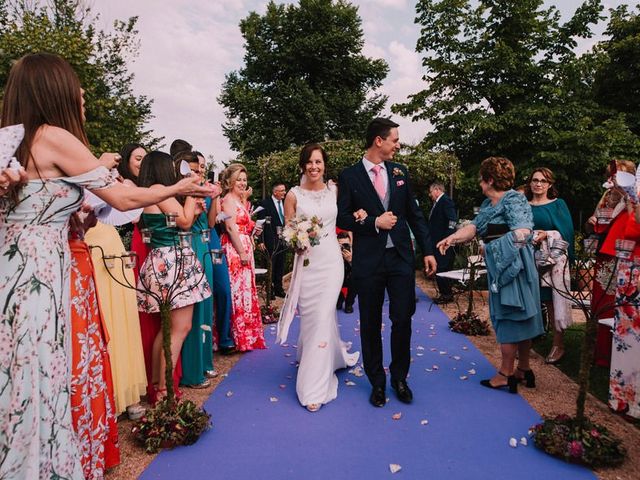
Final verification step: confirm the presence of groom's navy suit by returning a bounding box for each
[337,160,432,388]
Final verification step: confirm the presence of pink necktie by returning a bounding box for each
[372,164,386,200]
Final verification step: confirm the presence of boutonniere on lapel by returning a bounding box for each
[392,167,405,186]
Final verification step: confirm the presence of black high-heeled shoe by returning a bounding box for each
[480,371,518,394]
[516,367,536,388]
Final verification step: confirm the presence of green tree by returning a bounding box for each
[392,0,640,216]
[219,0,388,162]
[593,5,640,136]
[0,0,160,153]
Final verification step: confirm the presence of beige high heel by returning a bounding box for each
[306,403,321,412]
[545,346,564,364]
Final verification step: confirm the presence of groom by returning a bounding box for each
[337,118,437,407]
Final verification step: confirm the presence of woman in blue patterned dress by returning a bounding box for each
[0,53,211,479]
[437,157,544,394]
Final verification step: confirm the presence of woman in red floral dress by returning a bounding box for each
[69,210,120,478]
[610,202,640,418]
[220,164,266,351]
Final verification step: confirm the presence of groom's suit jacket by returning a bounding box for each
[337,160,432,278]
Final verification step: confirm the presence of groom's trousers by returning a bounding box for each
[355,247,416,388]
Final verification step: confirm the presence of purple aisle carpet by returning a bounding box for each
[140,289,595,479]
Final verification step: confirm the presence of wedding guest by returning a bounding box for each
[258,181,288,298]
[336,229,356,313]
[438,157,543,394]
[590,160,635,366]
[610,196,640,419]
[170,138,192,158]
[69,207,119,478]
[179,151,219,387]
[136,151,213,399]
[0,52,210,479]
[205,168,236,355]
[428,181,458,304]
[525,167,574,365]
[117,142,146,183]
[220,163,266,351]
[85,219,148,415]
[119,144,184,402]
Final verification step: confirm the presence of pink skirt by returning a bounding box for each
[137,246,211,313]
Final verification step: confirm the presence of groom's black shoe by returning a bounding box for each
[391,379,413,404]
[369,386,386,407]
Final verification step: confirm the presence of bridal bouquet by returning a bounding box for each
[281,214,323,266]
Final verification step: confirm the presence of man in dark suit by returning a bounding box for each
[428,182,458,304]
[337,117,437,407]
[258,182,287,298]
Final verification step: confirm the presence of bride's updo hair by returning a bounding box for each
[221,163,247,196]
[299,143,328,177]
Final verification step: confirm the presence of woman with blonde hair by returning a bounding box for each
[0,53,210,478]
[220,164,266,351]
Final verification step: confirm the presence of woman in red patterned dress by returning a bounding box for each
[220,164,266,351]
[69,208,119,478]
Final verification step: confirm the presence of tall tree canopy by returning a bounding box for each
[593,4,640,137]
[0,0,159,152]
[393,0,640,215]
[219,0,389,161]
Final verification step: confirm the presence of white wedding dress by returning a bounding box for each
[290,184,360,407]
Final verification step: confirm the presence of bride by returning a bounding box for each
[279,143,360,412]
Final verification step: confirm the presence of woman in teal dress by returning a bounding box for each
[136,151,213,399]
[525,167,574,364]
[437,157,544,394]
[180,152,217,388]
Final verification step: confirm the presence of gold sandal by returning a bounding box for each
[545,346,564,364]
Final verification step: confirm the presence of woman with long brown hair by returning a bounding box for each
[0,53,210,478]
[524,167,574,364]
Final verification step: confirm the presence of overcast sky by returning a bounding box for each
[97,0,639,169]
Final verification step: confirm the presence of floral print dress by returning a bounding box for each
[69,238,119,478]
[610,215,640,418]
[0,167,115,479]
[220,198,265,351]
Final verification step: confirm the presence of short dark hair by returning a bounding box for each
[365,117,399,149]
[118,143,145,183]
[271,181,286,191]
[138,151,179,188]
[170,138,192,158]
[298,143,328,176]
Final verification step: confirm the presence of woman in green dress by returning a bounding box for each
[179,151,218,388]
[525,167,574,364]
